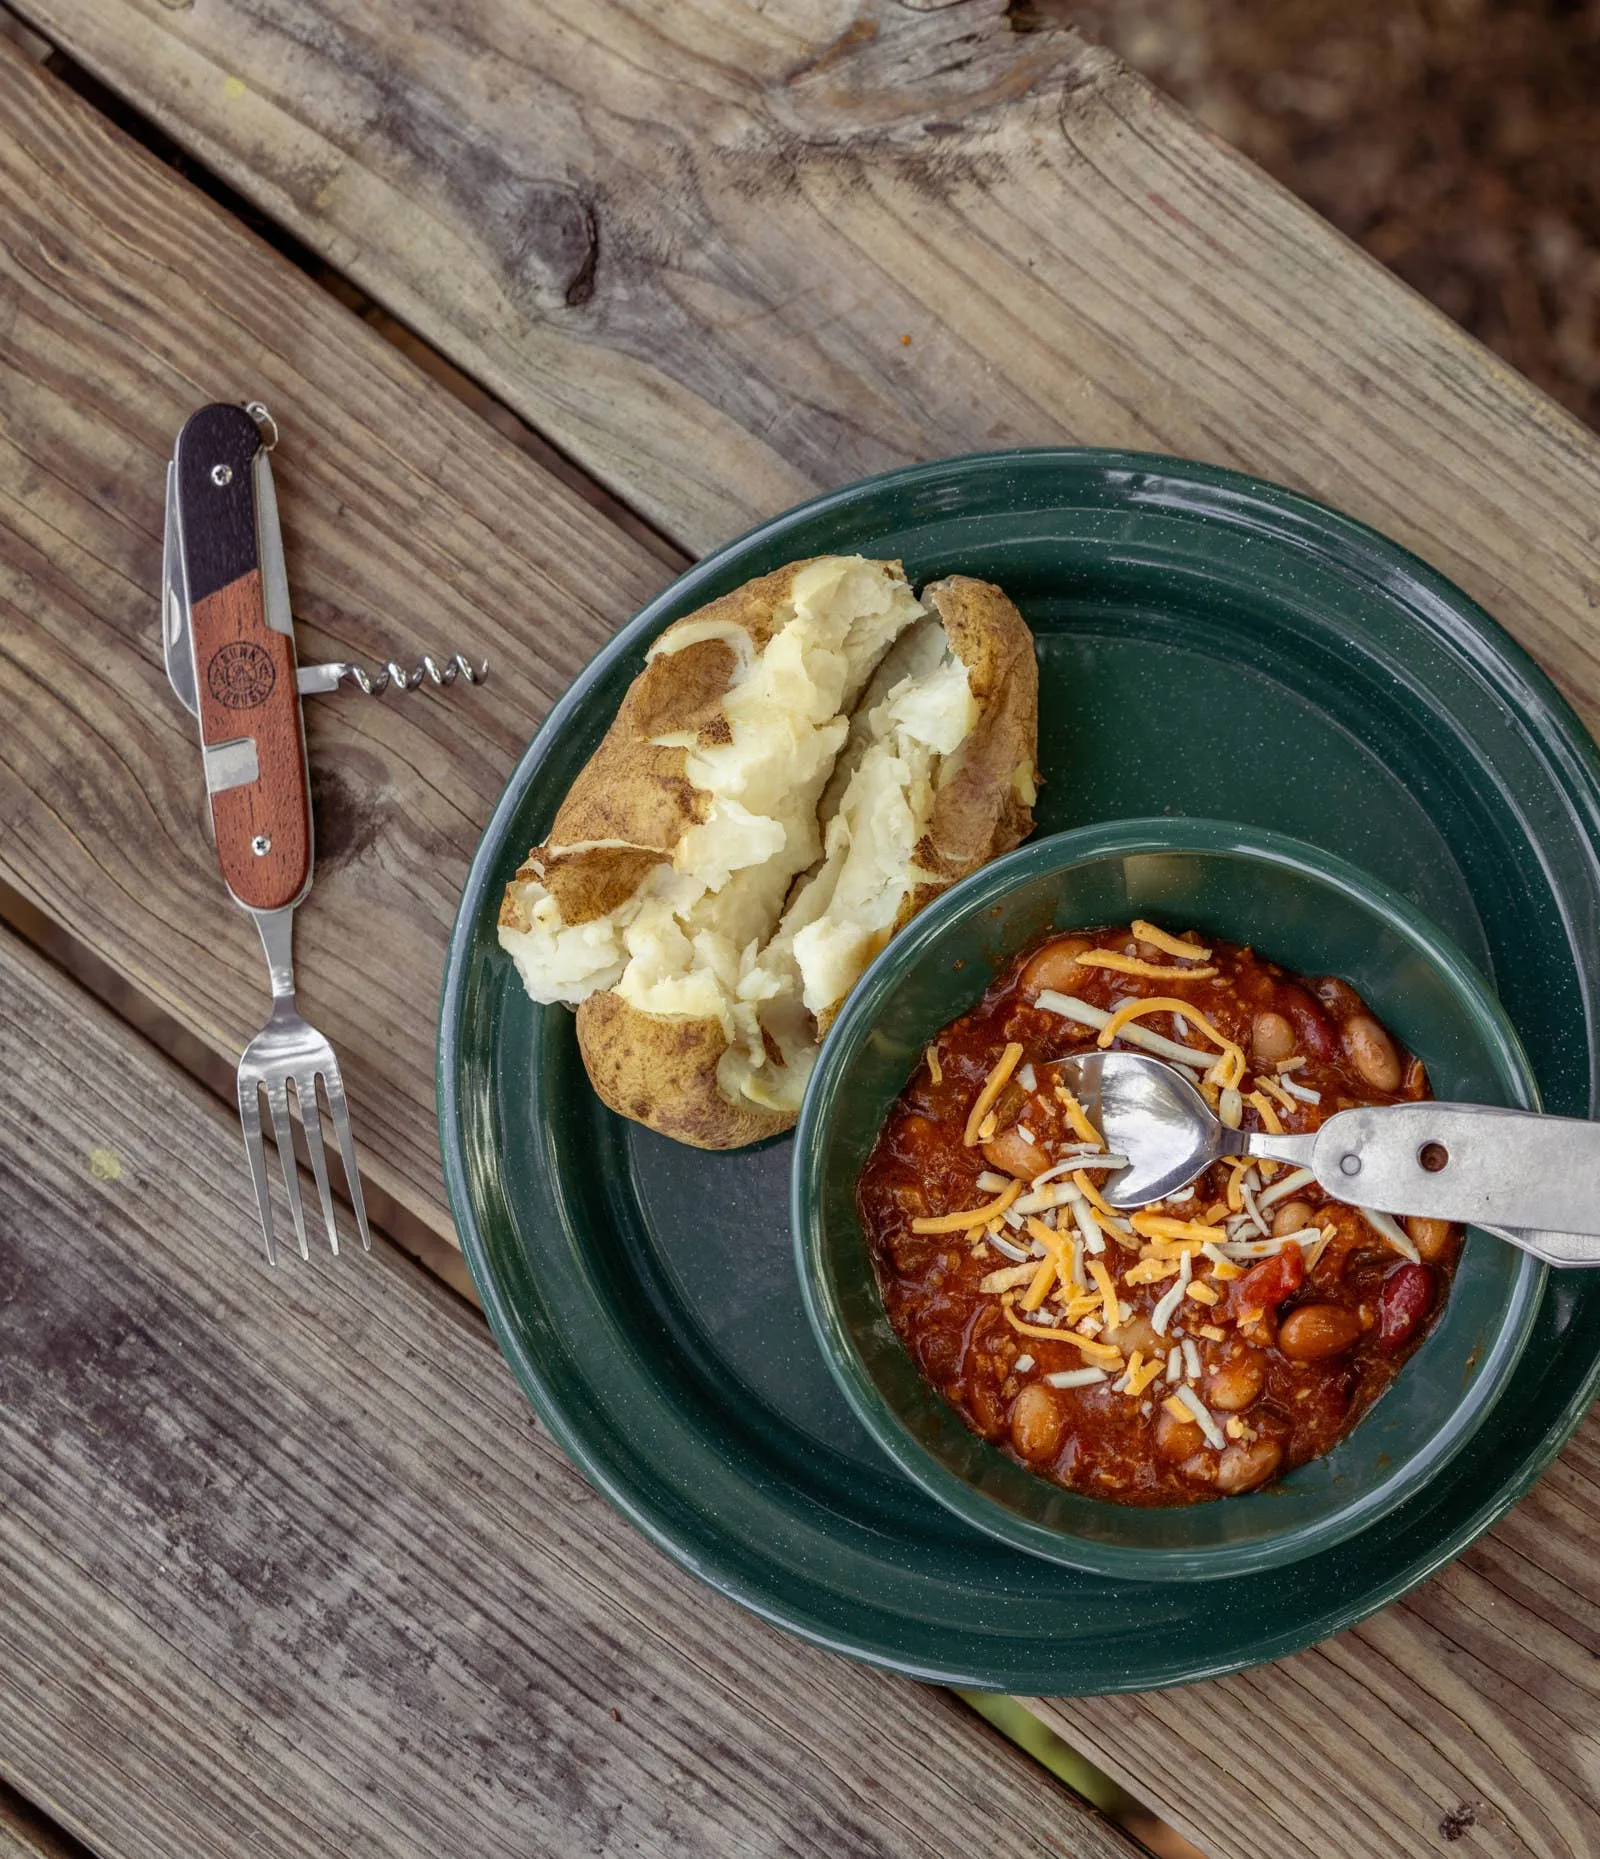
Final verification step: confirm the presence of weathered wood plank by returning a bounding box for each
[1027,1411,1600,1858]
[0,1787,85,1859]
[0,38,666,1252]
[21,0,1600,743]
[0,923,1137,1859]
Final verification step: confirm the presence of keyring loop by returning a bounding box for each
[244,400,279,451]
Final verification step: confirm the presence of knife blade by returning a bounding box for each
[161,457,198,718]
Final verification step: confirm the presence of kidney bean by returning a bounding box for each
[1378,1263,1435,1349]
[1311,976,1363,1017]
[1404,1216,1456,1263]
[1343,1014,1403,1092]
[983,1125,1052,1180]
[1271,1199,1315,1238]
[1216,1438,1283,1493]
[1235,1241,1306,1313]
[1020,937,1094,996]
[1278,984,1337,1060]
[1010,1383,1067,1460]
[1277,1303,1362,1361]
[1251,1010,1296,1064]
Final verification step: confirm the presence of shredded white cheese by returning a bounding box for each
[1174,1384,1226,1449]
[1045,1366,1108,1389]
[1358,1206,1422,1262]
[1256,1166,1316,1210]
[1034,991,1218,1070]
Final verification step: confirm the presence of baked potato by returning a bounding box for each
[498,555,1038,1148]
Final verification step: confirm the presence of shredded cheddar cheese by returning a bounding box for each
[1130,920,1213,962]
[1246,1090,1285,1136]
[1054,1085,1104,1148]
[1088,1257,1120,1331]
[1019,1256,1058,1312]
[1095,997,1246,1088]
[1003,1303,1124,1361]
[911,1179,1022,1234]
[1125,1355,1166,1397]
[1184,1279,1221,1306]
[1071,1169,1118,1221]
[925,1045,943,1085]
[1075,951,1219,982]
[963,1041,1024,1146]
[1123,1256,1181,1286]
[1132,1214,1227,1245]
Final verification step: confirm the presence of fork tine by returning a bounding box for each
[323,1060,371,1252]
[296,1071,341,1256]
[265,1079,310,1261]
[237,1076,277,1266]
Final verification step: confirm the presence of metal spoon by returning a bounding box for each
[1053,1051,1600,1268]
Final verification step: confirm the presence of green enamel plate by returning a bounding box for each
[439,450,1600,1693]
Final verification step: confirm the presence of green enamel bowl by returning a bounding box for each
[794,820,1546,1580]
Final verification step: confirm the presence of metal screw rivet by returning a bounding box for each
[1339,1152,1362,1176]
[1419,1141,1449,1173]
[251,834,272,856]
[211,463,233,486]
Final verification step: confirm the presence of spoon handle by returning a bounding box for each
[1310,1101,1600,1244]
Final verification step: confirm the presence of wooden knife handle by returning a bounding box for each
[176,403,311,912]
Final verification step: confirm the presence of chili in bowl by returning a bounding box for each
[792,820,1544,1580]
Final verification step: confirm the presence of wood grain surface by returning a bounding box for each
[0,923,1137,1859]
[0,37,663,1244]
[20,0,1600,750]
[4,13,1600,1859]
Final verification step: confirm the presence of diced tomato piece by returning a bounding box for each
[1378,1262,1435,1349]
[1235,1241,1306,1312]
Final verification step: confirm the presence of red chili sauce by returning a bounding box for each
[856,924,1460,1504]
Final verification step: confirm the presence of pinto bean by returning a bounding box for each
[1311,976,1363,1018]
[1216,1438,1283,1493]
[982,1125,1052,1180]
[1179,1451,1219,1487]
[1343,1014,1403,1092]
[1271,1199,1316,1238]
[1404,1215,1456,1263]
[1378,1263,1436,1349]
[1020,937,1094,996]
[1206,1347,1266,1411]
[1277,1303,1362,1361]
[1155,1407,1204,1461]
[1010,1384,1068,1461]
[1251,1010,1297,1064]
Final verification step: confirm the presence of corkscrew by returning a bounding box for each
[295,652,489,697]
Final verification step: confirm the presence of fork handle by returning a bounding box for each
[176,403,311,912]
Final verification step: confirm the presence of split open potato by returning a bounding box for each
[498,555,1039,1147]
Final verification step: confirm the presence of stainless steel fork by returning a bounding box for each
[237,908,370,1261]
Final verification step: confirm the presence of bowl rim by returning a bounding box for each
[791,816,1546,1579]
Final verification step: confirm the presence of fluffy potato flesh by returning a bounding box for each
[498,556,1037,1145]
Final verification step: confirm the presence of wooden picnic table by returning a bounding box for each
[1,3,1596,1855]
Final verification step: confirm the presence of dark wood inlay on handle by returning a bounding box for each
[175,402,264,605]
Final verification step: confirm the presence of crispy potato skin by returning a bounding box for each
[506,563,1038,1145]
[575,993,794,1150]
[498,560,822,934]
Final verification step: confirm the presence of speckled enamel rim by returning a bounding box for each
[793,818,1545,1578]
